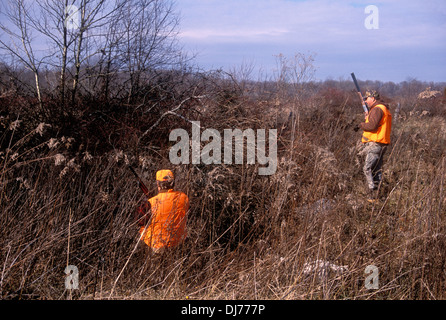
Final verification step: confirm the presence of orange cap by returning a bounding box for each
[156,169,174,181]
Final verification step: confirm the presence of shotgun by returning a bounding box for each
[128,165,149,197]
[129,165,153,229]
[351,72,369,113]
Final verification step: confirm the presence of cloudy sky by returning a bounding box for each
[177,0,446,82]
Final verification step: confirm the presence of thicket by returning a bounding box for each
[1,0,445,300]
[1,61,445,299]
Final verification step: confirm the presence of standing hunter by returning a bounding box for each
[358,90,392,202]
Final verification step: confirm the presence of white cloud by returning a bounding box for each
[177,0,446,81]
[179,28,290,41]
[178,0,445,46]
[178,0,374,49]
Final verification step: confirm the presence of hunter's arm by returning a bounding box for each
[360,107,383,131]
[135,201,152,227]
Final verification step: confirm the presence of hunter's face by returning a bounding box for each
[365,97,376,107]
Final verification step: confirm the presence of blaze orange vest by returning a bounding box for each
[362,104,392,144]
[139,190,189,250]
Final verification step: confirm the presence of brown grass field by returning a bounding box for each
[1,72,445,300]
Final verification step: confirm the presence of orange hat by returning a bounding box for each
[156,169,174,182]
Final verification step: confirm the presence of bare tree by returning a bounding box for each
[0,0,46,110]
[274,53,316,100]
[69,0,126,105]
[1,0,185,106]
[113,0,182,103]
[28,0,121,105]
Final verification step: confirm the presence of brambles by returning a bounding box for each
[1,63,445,299]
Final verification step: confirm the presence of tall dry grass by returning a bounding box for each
[0,82,445,300]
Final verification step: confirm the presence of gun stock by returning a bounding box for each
[351,73,369,113]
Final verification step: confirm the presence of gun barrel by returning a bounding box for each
[351,72,369,113]
[351,73,361,92]
[128,165,149,196]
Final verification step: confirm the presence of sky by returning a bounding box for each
[176,0,446,83]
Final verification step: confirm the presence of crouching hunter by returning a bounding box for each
[136,170,189,253]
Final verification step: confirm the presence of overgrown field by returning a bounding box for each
[1,75,445,300]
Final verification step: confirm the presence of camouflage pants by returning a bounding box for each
[358,142,387,191]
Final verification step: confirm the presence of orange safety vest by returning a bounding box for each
[139,189,189,250]
[362,104,392,144]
